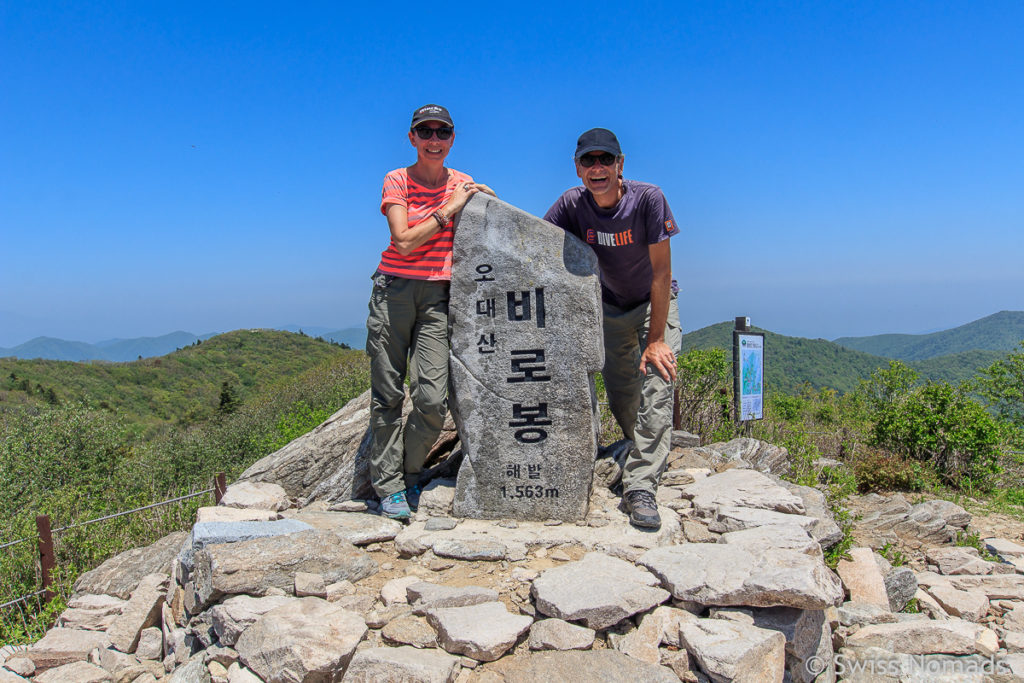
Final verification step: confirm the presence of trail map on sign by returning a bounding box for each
[737,334,764,420]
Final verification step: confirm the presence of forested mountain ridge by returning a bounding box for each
[0,329,354,436]
[681,321,1010,395]
[833,310,1024,361]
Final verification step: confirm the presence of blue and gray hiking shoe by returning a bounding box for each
[405,484,422,512]
[381,491,411,520]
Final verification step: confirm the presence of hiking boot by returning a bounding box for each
[405,484,422,512]
[623,489,661,529]
[381,491,411,520]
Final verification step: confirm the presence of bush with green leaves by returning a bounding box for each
[674,347,733,442]
[863,363,1002,488]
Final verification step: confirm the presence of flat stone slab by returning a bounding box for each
[107,573,168,653]
[926,547,995,575]
[426,602,533,662]
[191,529,377,609]
[528,619,595,651]
[32,660,110,683]
[56,594,126,632]
[282,508,403,545]
[72,531,187,600]
[235,598,367,682]
[178,519,314,575]
[837,547,890,610]
[407,582,499,615]
[220,480,290,511]
[345,646,459,682]
[925,585,990,622]
[394,509,679,561]
[679,617,787,683]
[486,650,678,682]
[985,537,1024,558]
[449,193,603,521]
[708,505,818,534]
[638,544,843,609]
[718,524,821,557]
[845,618,997,655]
[25,629,110,671]
[682,469,805,515]
[195,506,281,523]
[209,595,297,647]
[947,574,1024,600]
[531,552,669,629]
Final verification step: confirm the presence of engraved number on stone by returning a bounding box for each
[500,485,560,499]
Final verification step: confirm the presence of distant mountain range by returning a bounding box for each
[833,311,1024,360]
[0,327,368,362]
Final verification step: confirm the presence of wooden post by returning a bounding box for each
[36,515,55,602]
[672,385,682,430]
[214,472,227,504]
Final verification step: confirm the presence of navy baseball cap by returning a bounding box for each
[411,104,454,128]
[575,128,622,159]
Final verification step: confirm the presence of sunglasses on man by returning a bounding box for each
[413,126,454,140]
[578,152,618,168]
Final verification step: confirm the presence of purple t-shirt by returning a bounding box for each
[544,179,679,309]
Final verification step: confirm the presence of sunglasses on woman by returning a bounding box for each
[578,152,617,167]
[413,126,454,140]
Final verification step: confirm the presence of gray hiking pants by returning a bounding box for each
[602,293,682,495]
[366,275,450,497]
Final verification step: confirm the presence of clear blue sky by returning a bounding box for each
[3,1,1022,348]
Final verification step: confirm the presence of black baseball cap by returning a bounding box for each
[411,104,454,128]
[575,128,621,159]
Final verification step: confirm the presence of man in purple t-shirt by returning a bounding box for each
[544,128,682,530]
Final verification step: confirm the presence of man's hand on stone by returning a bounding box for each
[639,340,677,382]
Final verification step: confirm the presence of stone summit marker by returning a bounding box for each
[449,193,603,521]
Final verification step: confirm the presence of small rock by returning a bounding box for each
[235,598,367,682]
[531,552,669,630]
[432,538,508,562]
[381,575,423,606]
[329,500,369,512]
[381,615,438,649]
[925,585,990,622]
[837,547,890,610]
[135,627,163,661]
[528,619,595,651]
[345,646,460,682]
[294,572,327,598]
[32,661,110,683]
[325,579,357,602]
[678,618,787,683]
[424,517,458,531]
[426,602,532,662]
[408,582,499,614]
[220,481,290,511]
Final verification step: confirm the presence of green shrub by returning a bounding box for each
[674,348,732,442]
[871,381,1002,488]
[850,448,932,493]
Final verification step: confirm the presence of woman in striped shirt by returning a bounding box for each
[366,104,494,520]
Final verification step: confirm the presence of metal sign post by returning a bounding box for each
[732,316,765,425]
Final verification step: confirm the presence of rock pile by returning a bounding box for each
[6,431,1024,682]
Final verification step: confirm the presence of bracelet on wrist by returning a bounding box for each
[433,210,450,226]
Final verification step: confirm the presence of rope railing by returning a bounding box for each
[0,590,47,611]
[0,537,33,552]
[51,488,215,534]
[0,472,226,613]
